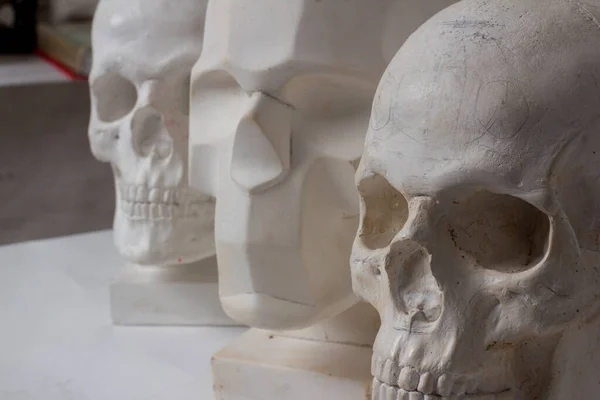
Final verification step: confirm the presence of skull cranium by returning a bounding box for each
[352,0,600,398]
[89,0,214,265]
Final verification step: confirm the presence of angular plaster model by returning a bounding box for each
[189,0,387,330]
[88,0,233,325]
[188,0,457,398]
[352,0,600,399]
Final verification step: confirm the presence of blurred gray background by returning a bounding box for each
[0,80,114,245]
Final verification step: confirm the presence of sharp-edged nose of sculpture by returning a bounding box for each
[230,92,292,193]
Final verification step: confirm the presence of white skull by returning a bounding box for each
[89,0,214,265]
[352,0,600,399]
[189,0,401,329]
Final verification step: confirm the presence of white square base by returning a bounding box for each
[110,256,238,326]
[212,328,372,400]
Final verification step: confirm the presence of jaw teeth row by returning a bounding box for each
[120,201,205,220]
[118,184,205,205]
[372,356,474,396]
[372,380,505,400]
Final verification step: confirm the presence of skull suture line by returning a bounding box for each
[352,0,600,399]
[89,0,214,265]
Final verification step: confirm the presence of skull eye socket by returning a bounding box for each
[446,190,550,273]
[358,174,409,250]
[92,73,137,122]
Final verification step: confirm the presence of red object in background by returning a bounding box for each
[35,49,87,80]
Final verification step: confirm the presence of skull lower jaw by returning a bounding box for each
[113,186,215,265]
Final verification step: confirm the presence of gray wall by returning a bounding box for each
[0,81,114,245]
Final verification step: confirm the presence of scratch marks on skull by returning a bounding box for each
[475,79,530,141]
[451,45,469,135]
[468,289,486,309]
[568,0,600,31]
[260,91,295,109]
[493,38,537,82]
[546,127,587,184]
[441,20,497,29]
[392,323,429,336]
[448,224,459,248]
[374,71,427,145]
[494,40,512,72]
[397,128,425,146]
[371,71,398,132]
[422,58,444,141]
[406,310,424,336]
[514,292,535,310]
[540,284,571,299]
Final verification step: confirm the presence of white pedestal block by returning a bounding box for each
[212,328,373,400]
[110,256,238,326]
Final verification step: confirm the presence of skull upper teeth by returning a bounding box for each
[118,184,207,220]
[371,356,510,399]
[372,379,511,400]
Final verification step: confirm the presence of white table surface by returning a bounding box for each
[0,55,68,87]
[0,231,246,400]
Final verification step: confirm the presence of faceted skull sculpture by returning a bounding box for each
[89,0,214,265]
[352,0,600,398]
[189,0,400,329]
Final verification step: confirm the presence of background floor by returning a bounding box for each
[0,231,246,400]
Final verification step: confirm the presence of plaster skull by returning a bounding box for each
[352,0,600,398]
[89,0,214,265]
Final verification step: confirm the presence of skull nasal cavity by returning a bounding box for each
[358,174,408,249]
[132,107,172,159]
